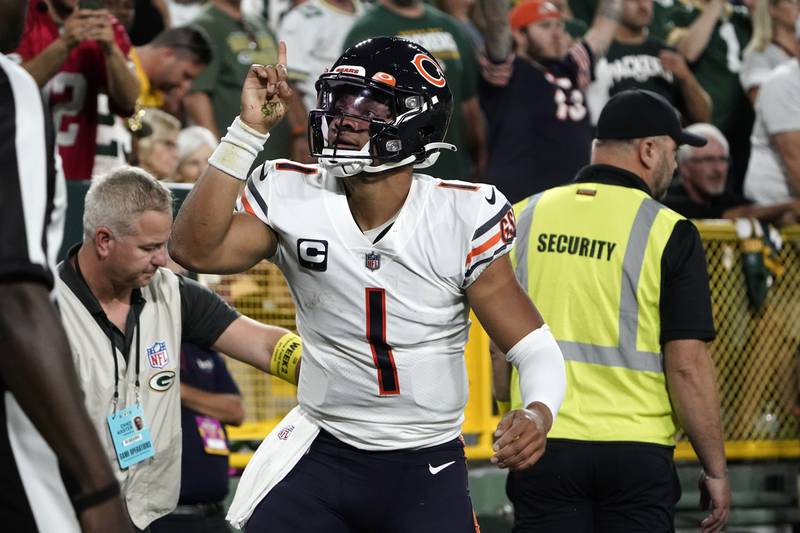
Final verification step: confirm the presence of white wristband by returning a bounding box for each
[208,116,270,181]
[506,324,566,422]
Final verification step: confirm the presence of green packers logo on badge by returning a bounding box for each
[149,370,176,392]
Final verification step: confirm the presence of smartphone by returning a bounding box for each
[79,0,104,9]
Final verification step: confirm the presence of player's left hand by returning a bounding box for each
[491,403,550,470]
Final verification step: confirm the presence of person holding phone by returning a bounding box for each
[11,0,140,180]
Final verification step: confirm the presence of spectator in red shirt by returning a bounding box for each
[12,0,140,180]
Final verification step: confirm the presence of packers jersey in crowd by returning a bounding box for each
[238,161,515,450]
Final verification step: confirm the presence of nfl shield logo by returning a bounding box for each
[365,252,381,271]
[146,341,169,368]
[278,425,295,440]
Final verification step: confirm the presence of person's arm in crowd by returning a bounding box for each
[582,0,623,58]
[660,50,711,123]
[478,0,513,62]
[151,0,170,27]
[89,11,139,115]
[772,131,800,197]
[664,339,730,533]
[462,97,487,180]
[667,0,725,63]
[0,282,132,533]
[180,383,245,426]
[22,8,87,87]
[467,255,566,471]
[723,199,800,226]
[184,91,220,139]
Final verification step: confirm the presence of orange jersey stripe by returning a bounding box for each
[465,231,502,266]
[241,192,256,216]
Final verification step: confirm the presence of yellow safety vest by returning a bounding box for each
[510,181,684,446]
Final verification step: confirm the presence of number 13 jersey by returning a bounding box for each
[239,161,515,450]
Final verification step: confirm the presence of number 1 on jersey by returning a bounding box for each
[365,288,400,395]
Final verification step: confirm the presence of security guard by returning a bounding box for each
[493,89,731,533]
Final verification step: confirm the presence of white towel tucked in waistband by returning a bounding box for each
[226,405,320,529]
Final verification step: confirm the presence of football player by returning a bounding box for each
[170,37,566,532]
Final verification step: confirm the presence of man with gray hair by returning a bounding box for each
[55,167,304,531]
[666,123,800,224]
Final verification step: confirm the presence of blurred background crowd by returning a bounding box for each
[9,0,800,226]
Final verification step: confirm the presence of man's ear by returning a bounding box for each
[95,227,114,258]
[639,138,658,171]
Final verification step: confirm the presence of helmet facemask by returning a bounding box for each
[309,73,455,178]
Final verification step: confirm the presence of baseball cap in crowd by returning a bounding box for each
[509,0,561,30]
[595,89,707,147]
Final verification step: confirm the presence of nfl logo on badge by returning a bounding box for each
[278,425,295,440]
[146,341,169,368]
[365,252,381,271]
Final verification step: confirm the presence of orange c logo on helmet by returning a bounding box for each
[411,54,446,88]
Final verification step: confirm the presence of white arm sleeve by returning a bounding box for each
[505,324,566,422]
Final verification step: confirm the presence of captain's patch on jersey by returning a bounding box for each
[298,239,329,271]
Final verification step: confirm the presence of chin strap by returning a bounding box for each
[319,142,457,177]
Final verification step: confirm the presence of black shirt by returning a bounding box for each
[58,244,239,358]
[575,165,716,343]
[662,180,750,220]
[480,42,595,204]
[178,343,239,504]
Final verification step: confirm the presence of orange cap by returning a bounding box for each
[509,0,561,30]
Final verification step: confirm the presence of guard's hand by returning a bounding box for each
[491,403,549,470]
[698,473,731,533]
[240,41,292,134]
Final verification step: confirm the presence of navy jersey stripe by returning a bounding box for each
[247,179,269,218]
[472,202,512,241]
[464,243,509,281]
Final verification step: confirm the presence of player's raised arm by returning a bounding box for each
[170,42,293,274]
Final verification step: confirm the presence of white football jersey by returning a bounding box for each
[277,0,365,112]
[238,161,515,450]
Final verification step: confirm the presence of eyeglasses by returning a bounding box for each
[688,155,730,164]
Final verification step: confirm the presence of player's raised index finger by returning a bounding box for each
[278,40,288,69]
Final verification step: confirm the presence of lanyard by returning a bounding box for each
[74,254,142,409]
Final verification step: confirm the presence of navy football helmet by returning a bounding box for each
[309,36,455,177]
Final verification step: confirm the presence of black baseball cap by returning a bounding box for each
[595,89,707,147]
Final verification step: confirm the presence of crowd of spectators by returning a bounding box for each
[6,0,799,529]
[10,0,798,223]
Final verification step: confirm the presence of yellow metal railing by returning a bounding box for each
[209,222,800,464]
